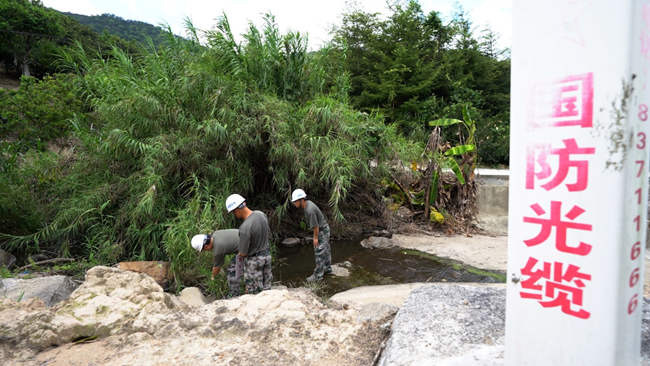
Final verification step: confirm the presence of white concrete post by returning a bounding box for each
[506,1,649,365]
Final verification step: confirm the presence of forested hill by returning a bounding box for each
[60,12,167,47]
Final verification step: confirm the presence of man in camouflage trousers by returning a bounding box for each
[226,194,273,295]
[190,229,244,297]
[291,189,332,281]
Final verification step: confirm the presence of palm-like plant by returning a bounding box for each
[423,104,477,222]
[0,15,408,288]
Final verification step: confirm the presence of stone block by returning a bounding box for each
[0,276,78,307]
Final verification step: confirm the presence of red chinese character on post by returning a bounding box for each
[523,201,593,255]
[641,31,650,60]
[526,138,595,191]
[528,73,593,129]
[644,4,650,31]
[519,257,591,319]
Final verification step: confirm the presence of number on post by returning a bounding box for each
[637,132,647,150]
[640,104,649,121]
[628,294,639,314]
[632,241,641,260]
[629,268,640,287]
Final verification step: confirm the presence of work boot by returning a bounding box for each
[306,275,321,282]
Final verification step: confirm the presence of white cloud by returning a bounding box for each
[44,0,512,51]
[471,0,513,50]
[161,0,178,19]
[175,0,392,49]
[119,0,138,15]
[42,0,102,16]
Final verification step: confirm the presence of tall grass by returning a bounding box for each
[0,15,417,285]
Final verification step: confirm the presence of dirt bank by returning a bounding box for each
[390,233,650,298]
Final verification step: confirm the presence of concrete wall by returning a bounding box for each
[475,176,509,235]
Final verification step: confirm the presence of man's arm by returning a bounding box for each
[239,232,251,256]
[313,225,319,248]
[211,266,221,280]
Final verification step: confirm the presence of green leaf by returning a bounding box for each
[411,189,425,206]
[444,144,475,156]
[446,158,466,184]
[428,118,463,127]
[462,105,472,125]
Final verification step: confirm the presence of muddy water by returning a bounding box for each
[272,238,505,297]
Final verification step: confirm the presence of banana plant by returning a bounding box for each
[423,104,477,221]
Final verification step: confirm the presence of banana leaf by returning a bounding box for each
[428,118,463,127]
[429,170,439,205]
[446,157,466,184]
[462,105,472,125]
[411,190,425,206]
[444,144,475,156]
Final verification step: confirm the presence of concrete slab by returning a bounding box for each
[391,234,508,271]
[330,282,506,309]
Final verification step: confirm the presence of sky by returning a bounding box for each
[41,0,512,50]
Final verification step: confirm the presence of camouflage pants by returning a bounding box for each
[244,253,273,295]
[313,226,332,280]
[226,256,244,297]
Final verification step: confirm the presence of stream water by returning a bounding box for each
[272,238,505,297]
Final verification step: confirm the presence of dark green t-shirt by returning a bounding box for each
[211,229,240,268]
[238,210,270,255]
[304,200,328,229]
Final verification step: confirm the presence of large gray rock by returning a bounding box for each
[360,236,393,249]
[356,302,398,324]
[281,237,301,246]
[0,276,78,307]
[0,266,390,365]
[178,287,208,307]
[379,284,506,366]
[380,285,650,366]
[0,249,16,269]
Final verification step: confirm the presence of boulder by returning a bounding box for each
[0,266,392,365]
[356,302,398,324]
[380,285,650,365]
[0,249,16,269]
[0,276,78,307]
[178,287,208,306]
[116,261,172,290]
[330,263,350,277]
[379,284,506,366]
[331,283,429,308]
[360,236,393,249]
[281,237,301,246]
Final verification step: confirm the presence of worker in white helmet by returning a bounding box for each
[190,229,244,297]
[225,193,273,294]
[291,189,332,281]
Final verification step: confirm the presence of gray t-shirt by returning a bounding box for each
[211,229,240,268]
[304,200,328,229]
[238,210,270,255]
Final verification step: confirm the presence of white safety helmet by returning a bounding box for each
[191,234,210,251]
[226,194,246,213]
[291,189,307,202]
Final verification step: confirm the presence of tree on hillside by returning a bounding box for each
[0,0,63,76]
[332,0,511,165]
